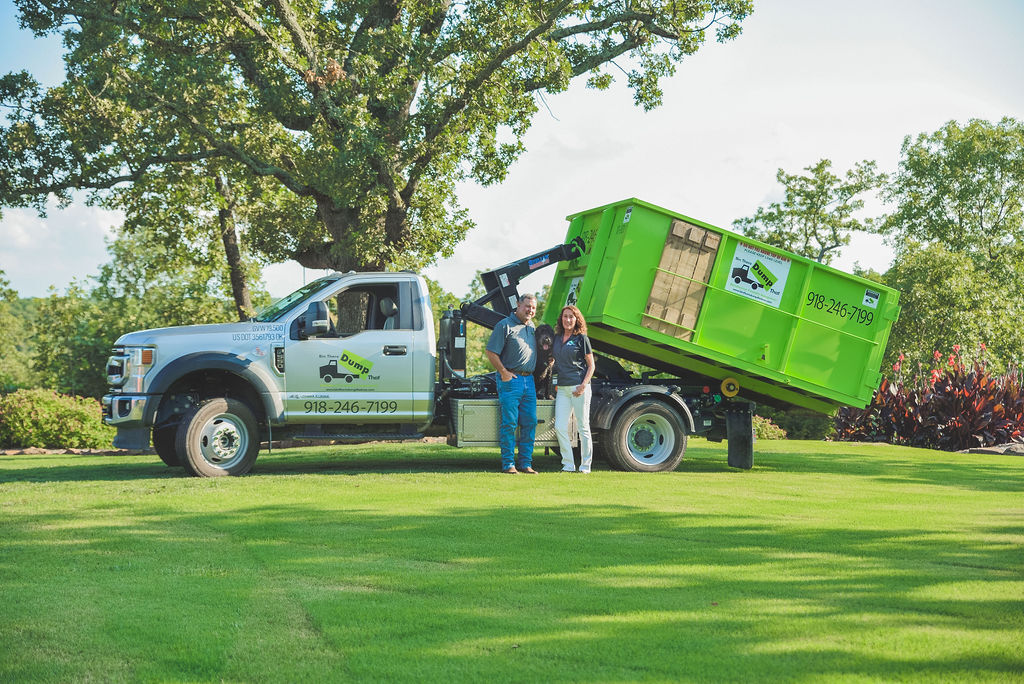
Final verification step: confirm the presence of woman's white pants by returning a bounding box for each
[554,384,593,472]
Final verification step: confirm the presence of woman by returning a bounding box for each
[552,305,595,473]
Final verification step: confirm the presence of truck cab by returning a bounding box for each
[103,271,436,476]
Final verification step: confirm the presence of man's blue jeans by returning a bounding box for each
[496,374,537,470]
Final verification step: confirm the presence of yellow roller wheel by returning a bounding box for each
[720,377,740,397]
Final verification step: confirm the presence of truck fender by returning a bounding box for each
[145,352,285,425]
[591,385,695,434]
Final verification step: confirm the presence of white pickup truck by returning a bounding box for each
[102,243,748,476]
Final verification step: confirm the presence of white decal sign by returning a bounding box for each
[724,243,792,308]
[565,277,583,308]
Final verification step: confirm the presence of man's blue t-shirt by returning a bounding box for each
[486,313,536,374]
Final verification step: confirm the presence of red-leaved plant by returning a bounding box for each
[834,345,1024,450]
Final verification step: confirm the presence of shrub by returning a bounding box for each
[753,414,787,440]
[0,389,116,449]
[756,405,834,440]
[834,346,1024,450]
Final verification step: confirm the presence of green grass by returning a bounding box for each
[1,440,1022,682]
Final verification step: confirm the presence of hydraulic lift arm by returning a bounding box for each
[436,238,584,381]
[460,237,585,329]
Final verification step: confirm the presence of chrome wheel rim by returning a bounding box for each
[197,412,250,468]
[625,413,676,465]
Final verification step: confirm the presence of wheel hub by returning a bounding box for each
[631,426,656,450]
[199,415,248,466]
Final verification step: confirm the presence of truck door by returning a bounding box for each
[283,280,416,424]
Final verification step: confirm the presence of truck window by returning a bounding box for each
[329,285,402,336]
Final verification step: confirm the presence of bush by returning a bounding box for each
[0,389,116,449]
[753,415,787,440]
[756,405,834,440]
[834,346,1024,450]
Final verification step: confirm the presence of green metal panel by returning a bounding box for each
[544,199,901,412]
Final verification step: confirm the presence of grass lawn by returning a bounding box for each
[1,439,1022,682]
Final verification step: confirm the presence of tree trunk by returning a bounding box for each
[214,174,254,321]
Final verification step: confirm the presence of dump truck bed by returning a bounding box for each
[545,199,901,413]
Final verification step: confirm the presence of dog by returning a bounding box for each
[534,324,556,399]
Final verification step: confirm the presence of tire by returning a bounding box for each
[175,398,260,477]
[605,398,687,472]
[323,375,332,383]
[152,424,182,467]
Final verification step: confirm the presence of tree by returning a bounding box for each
[2,0,752,274]
[0,271,37,391]
[30,225,269,398]
[101,161,275,320]
[881,242,1023,375]
[733,159,886,264]
[881,118,1024,266]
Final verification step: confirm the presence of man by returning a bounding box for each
[485,293,539,474]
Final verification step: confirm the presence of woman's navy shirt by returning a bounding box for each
[552,333,592,386]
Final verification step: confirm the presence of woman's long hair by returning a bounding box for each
[554,305,588,336]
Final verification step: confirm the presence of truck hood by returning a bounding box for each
[115,322,263,346]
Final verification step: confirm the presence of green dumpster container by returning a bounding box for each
[544,198,901,413]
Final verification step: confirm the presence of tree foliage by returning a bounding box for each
[881,118,1024,266]
[881,242,1023,376]
[30,224,265,397]
[2,0,752,273]
[0,271,38,391]
[733,159,886,264]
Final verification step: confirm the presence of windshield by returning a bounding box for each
[252,276,340,322]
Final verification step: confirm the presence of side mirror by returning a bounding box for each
[298,301,330,339]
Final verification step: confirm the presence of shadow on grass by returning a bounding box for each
[3,440,1021,494]
[0,441,739,483]
[2,499,1021,681]
[753,442,1024,493]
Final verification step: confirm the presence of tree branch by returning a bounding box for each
[15,149,222,198]
[222,0,307,76]
[269,0,317,69]
[421,0,573,147]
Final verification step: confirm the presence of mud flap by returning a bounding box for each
[726,404,754,470]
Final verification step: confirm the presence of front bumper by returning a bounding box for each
[102,394,152,427]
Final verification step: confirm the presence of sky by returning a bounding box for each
[2,0,1023,300]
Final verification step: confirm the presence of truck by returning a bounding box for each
[102,198,900,477]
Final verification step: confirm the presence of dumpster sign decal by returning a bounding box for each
[725,243,791,308]
[564,277,583,308]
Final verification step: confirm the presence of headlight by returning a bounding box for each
[107,346,156,391]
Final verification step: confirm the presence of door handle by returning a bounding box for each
[383,345,407,356]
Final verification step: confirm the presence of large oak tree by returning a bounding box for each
[1,0,752,273]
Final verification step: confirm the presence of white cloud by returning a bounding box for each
[0,202,121,296]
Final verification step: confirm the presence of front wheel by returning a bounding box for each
[152,424,181,467]
[176,398,260,477]
[605,399,687,472]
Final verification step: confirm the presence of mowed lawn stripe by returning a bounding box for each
[1,439,1021,681]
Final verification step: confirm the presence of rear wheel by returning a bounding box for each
[152,424,181,467]
[605,399,687,472]
[176,398,260,477]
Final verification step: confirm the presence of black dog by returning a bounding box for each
[534,324,556,399]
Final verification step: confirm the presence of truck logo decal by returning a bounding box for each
[339,350,373,375]
[725,242,791,308]
[319,350,374,384]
